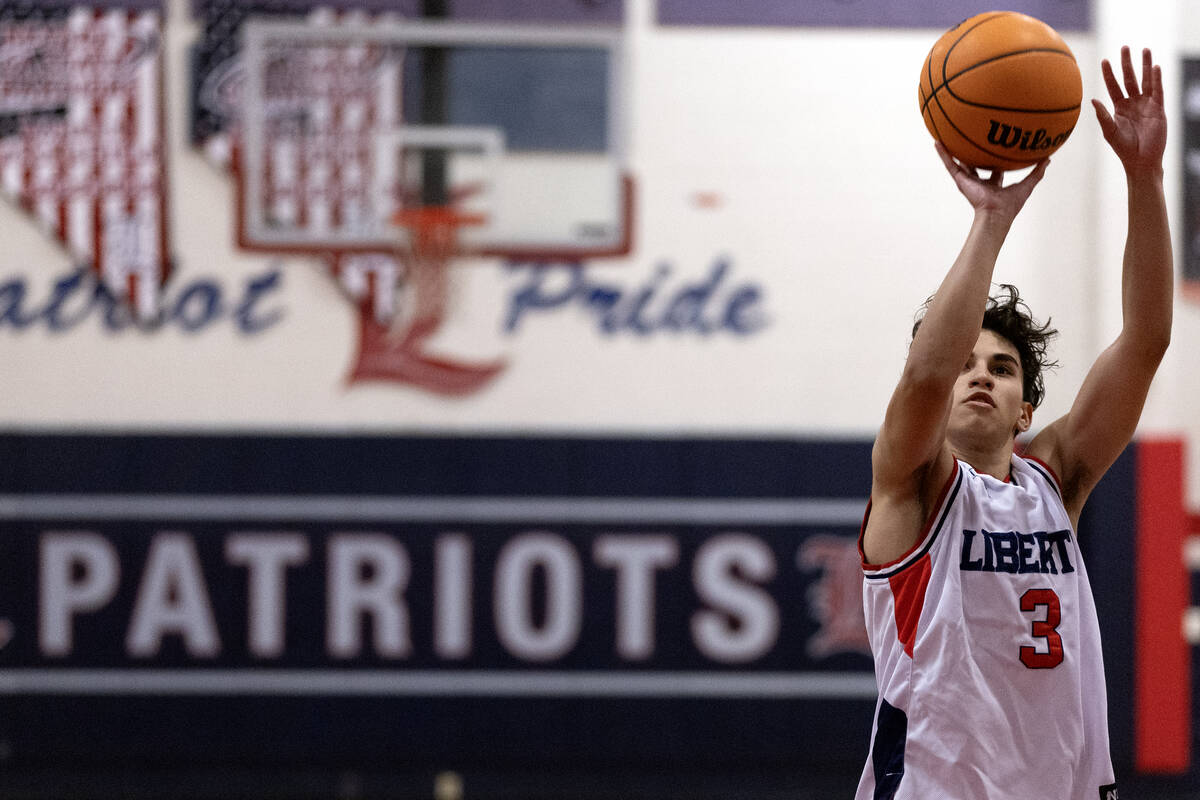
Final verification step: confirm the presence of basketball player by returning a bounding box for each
[856,46,1170,799]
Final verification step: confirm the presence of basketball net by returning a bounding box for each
[347,205,507,395]
[390,206,485,345]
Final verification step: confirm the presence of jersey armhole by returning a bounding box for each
[1023,454,1065,498]
[860,459,961,573]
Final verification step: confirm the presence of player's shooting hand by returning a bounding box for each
[1093,46,1167,175]
[935,142,1049,221]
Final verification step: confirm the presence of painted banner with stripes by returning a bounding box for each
[0,1,167,318]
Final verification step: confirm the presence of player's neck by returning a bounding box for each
[950,441,1015,482]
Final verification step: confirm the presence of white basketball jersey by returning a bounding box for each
[855,456,1115,800]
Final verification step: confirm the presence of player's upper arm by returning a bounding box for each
[872,365,954,494]
[864,367,957,564]
[1027,335,1166,518]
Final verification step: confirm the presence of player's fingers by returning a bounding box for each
[1121,45,1140,97]
[1011,160,1047,204]
[1141,48,1153,95]
[935,143,976,179]
[1100,59,1122,103]
[1153,64,1164,105]
[934,142,959,173]
[1091,99,1115,141]
[1013,160,1043,189]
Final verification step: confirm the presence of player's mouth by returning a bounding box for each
[964,391,996,408]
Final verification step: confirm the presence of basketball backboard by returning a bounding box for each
[236,18,632,260]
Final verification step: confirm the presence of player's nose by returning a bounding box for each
[967,365,994,388]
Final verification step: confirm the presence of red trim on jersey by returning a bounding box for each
[860,460,960,571]
[889,553,931,658]
[1134,438,1191,773]
[856,501,873,564]
[1023,454,1064,495]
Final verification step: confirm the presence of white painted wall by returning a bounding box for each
[1,0,1197,501]
[1097,0,1200,506]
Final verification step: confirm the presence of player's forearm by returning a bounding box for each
[1119,170,1173,357]
[904,210,1012,382]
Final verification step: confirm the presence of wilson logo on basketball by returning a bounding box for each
[985,122,1075,152]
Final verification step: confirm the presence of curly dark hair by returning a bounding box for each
[912,284,1059,409]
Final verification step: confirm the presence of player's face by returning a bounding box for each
[947,329,1033,448]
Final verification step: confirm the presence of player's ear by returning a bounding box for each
[1016,401,1034,433]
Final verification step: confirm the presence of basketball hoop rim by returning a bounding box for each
[391,207,489,230]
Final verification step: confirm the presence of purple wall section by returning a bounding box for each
[657,0,1090,32]
[190,0,621,23]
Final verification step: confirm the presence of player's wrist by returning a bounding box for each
[970,206,1017,237]
[1124,163,1165,183]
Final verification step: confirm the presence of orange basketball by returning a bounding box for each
[919,11,1082,170]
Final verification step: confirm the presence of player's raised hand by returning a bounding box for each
[935,142,1049,220]
[1093,46,1167,174]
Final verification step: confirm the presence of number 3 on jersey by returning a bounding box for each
[1019,588,1064,669]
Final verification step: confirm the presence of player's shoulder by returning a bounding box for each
[1023,419,1065,475]
[1022,421,1087,517]
[863,447,959,566]
[1012,451,1065,496]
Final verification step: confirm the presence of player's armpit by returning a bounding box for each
[1026,338,1163,520]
